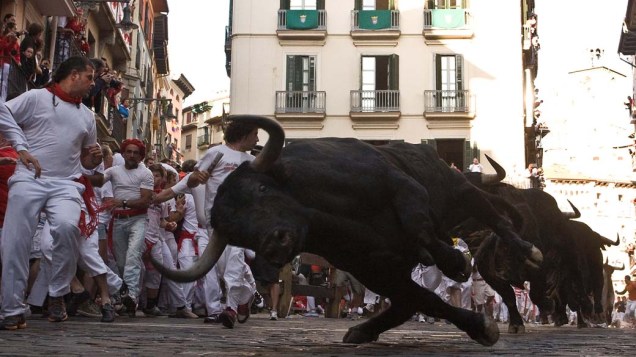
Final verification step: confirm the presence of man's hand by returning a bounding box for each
[86,144,103,165]
[187,170,209,188]
[17,150,41,178]
[164,221,178,232]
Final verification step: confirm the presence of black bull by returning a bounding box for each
[463,160,619,331]
[152,115,543,346]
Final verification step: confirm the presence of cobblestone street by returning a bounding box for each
[0,312,634,356]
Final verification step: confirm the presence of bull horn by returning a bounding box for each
[562,200,581,219]
[597,233,619,247]
[150,230,228,282]
[228,115,285,172]
[481,155,506,184]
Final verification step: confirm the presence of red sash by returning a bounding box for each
[177,229,198,256]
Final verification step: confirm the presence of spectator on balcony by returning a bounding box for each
[0,24,20,102]
[468,157,483,173]
[82,58,107,111]
[20,23,44,56]
[34,57,50,87]
[20,46,37,84]
[56,9,86,63]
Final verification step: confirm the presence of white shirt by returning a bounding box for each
[170,193,197,233]
[172,172,207,228]
[195,144,254,219]
[2,88,97,180]
[103,164,154,200]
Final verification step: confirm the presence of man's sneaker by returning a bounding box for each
[48,296,68,322]
[174,308,198,319]
[0,314,26,330]
[77,299,102,318]
[237,302,251,324]
[219,307,237,329]
[204,314,221,323]
[142,306,166,317]
[253,291,265,309]
[269,310,278,321]
[121,295,137,318]
[101,303,115,323]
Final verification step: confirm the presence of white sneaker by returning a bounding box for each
[269,310,278,321]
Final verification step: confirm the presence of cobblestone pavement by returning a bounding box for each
[0,312,634,356]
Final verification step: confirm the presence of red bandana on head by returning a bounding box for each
[120,138,146,159]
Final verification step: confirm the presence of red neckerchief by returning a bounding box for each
[46,83,82,106]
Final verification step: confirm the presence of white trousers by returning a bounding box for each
[193,230,223,315]
[1,175,83,317]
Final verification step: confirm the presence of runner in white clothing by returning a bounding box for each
[0,57,102,330]
[184,119,259,328]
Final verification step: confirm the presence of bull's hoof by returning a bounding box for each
[343,327,379,344]
[466,316,499,346]
[507,323,525,333]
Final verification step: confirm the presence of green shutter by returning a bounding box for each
[455,55,463,91]
[317,0,325,10]
[355,0,362,10]
[388,54,399,90]
[422,139,437,151]
[435,54,442,90]
[280,0,290,10]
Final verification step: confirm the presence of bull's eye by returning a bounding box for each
[259,184,267,193]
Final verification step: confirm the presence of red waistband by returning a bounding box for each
[113,208,148,218]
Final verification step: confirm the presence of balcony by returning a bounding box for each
[225,25,232,77]
[423,90,475,120]
[350,90,400,127]
[422,9,473,43]
[275,91,326,124]
[197,133,210,148]
[350,10,400,46]
[277,10,327,45]
[53,32,84,72]
[2,57,36,101]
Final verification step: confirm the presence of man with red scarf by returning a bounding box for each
[0,56,102,330]
[96,138,153,317]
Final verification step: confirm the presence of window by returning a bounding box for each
[435,54,464,110]
[282,0,324,9]
[286,55,316,92]
[290,0,316,9]
[359,54,399,110]
[427,0,466,9]
[185,134,192,150]
[355,0,395,10]
[284,55,318,111]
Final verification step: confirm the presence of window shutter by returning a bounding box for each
[308,56,316,91]
[455,54,464,91]
[355,0,362,10]
[317,0,325,10]
[389,54,399,90]
[280,0,290,10]
[422,139,437,151]
[286,56,295,91]
[435,54,442,90]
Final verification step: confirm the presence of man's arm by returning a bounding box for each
[113,188,153,210]
[154,187,177,204]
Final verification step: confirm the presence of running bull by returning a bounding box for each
[153,115,543,346]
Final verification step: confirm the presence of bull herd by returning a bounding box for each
[154,115,625,347]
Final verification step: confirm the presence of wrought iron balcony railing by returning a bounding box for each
[424,90,473,113]
[1,56,37,101]
[423,9,470,30]
[278,10,327,30]
[351,10,400,31]
[275,91,326,114]
[53,32,84,72]
[197,133,210,147]
[350,90,400,112]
